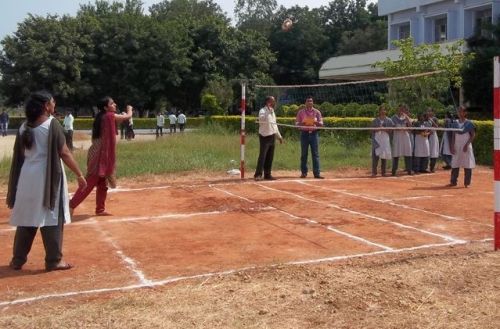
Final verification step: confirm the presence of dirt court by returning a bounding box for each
[0,163,499,327]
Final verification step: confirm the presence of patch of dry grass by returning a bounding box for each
[1,242,499,328]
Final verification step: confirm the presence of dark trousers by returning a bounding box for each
[451,168,472,186]
[372,149,387,175]
[179,123,185,132]
[300,131,320,176]
[429,158,437,172]
[392,156,412,175]
[64,130,74,150]
[11,194,64,268]
[442,154,452,167]
[170,124,176,133]
[156,126,163,137]
[254,134,276,178]
[413,157,429,173]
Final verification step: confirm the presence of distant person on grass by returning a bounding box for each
[0,109,9,136]
[63,110,74,150]
[7,91,87,271]
[156,111,165,138]
[177,111,187,132]
[168,111,177,133]
[254,96,283,181]
[70,97,132,216]
[296,96,324,179]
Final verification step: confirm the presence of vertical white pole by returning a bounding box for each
[494,56,500,250]
[240,82,246,180]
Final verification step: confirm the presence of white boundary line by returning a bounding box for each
[299,181,464,221]
[92,221,153,286]
[213,185,394,251]
[256,183,464,243]
[0,239,492,307]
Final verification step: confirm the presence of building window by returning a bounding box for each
[398,24,410,40]
[434,17,447,42]
[475,8,492,37]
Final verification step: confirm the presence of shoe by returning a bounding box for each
[46,261,73,272]
[300,174,307,178]
[447,183,457,187]
[443,165,452,170]
[254,176,263,181]
[96,211,112,216]
[314,175,325,179]
[264,176,276,181]
[464,184,469,188]
[370,174,377,178]
[9,261,22,271]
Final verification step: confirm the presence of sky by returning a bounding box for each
[0,0,375,41]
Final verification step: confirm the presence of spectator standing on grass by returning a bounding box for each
[168,111,177,133]
[371,105,394,177]
[296,96,324,179]
[427,108,440,173]
[254,96,283,181]
[0,109,9,137]
[391,104,413,176]
[7,91,87,271]
[63,110,74,150]
[126,115,135,140]
[70,97,132,216]
[449,106,476,187]
[156,111,165,137]
[177,111,186,132]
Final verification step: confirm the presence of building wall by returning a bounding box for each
[381,0,498,49]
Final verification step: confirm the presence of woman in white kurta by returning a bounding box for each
[391,105,413,176]
[7,91,86,271]
[371,106,394,177]
[449,107,476,187]
[412,113,431,173]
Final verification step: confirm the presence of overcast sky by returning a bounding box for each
[0,0,376,41]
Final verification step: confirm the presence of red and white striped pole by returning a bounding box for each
[240,81,246,180]
[494,56,500,250]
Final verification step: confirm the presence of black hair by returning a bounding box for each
[22,91,53,149]
[92,96,113,139]
[265,96,274,104]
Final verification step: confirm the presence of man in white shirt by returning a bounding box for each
[156,112,165,137]
[254,96,283,181]
[177,111,187,132]
[63,110,74,150]
[168,112,177,133]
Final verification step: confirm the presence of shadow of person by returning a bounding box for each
[71,214,93,222]
[0,265,46,279]
[410,185,459,191]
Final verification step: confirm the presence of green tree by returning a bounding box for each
[375,38,472,110]
[201,93,223,115]
[462,20,500,114]
[269,6,330,84]
[234,0,277,34]
[0,14,84,106]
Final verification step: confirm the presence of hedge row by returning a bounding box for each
[6,115,493,165]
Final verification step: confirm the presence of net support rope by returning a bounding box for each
[260,122,464,132]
